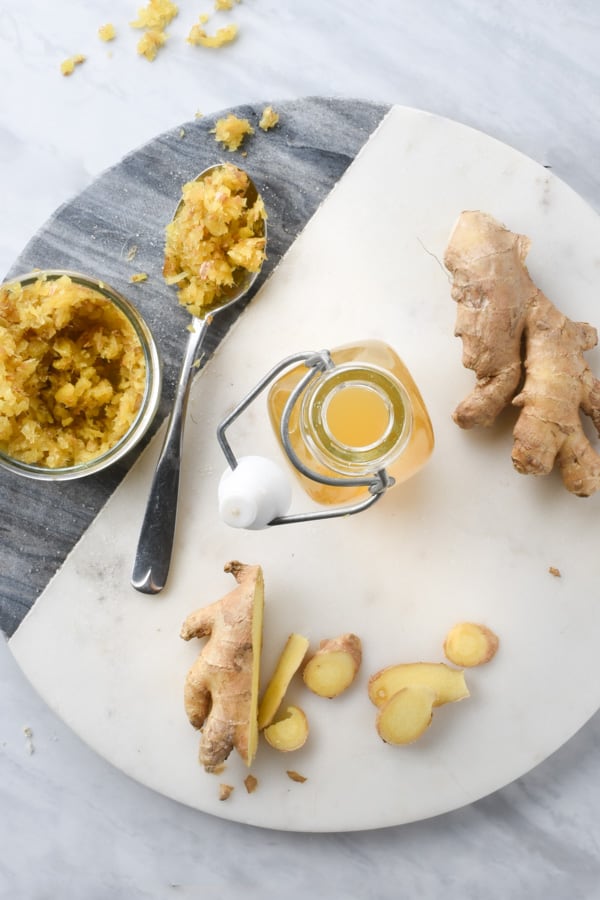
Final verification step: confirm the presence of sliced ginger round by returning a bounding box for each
[376,686,436,745]
[263,705,309,752]
[302,633,362,698]
[443,622,499,668]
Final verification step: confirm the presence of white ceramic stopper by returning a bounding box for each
[218,455,292,529]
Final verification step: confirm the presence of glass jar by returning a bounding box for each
[267,340,434,504]
[0,269,161,481]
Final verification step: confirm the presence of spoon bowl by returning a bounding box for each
[170,164,266,312]
[131,164,266,594]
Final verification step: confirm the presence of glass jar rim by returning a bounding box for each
[299,362,413,477]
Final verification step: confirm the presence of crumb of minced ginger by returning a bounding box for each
[130,0,178,30]
[60,54,86,76]
[187,22,238,47]
[215,0,239,9]
[98,23,116,42]
[131,0,178,60]
[130,273,148,283]
[211,113,253,151]
[259,106,279,131]
[137,29,167,61]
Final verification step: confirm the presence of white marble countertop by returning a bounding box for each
[1,1,600,896]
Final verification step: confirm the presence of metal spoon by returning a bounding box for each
[131,164,266,594]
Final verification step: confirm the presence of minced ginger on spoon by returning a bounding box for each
[163,163,266,317]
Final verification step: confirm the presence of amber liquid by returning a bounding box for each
[267,340,434,505]
[325,384,390,448]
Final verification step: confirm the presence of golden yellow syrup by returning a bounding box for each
[267,340,434,505]
[325,383,390,448]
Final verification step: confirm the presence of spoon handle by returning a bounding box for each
[131,317,210,594]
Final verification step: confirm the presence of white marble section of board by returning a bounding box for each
[10,106,600,832]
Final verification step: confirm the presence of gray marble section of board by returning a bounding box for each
[0,97,389,638]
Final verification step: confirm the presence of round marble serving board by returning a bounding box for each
[4,99,600,832]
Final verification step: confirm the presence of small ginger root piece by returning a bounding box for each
[443,622,499,668]
[244,774,258,793]
[219,783,234,801]
[302,634,362,698]
[258,633,309,729]
[286,770,307,783]
[368,662,469,709]
[263,706,309,752]
[445,210,600,497]
[376,686,437,745]
[181,561,264,772]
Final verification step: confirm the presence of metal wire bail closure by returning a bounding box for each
[216,350,396,526]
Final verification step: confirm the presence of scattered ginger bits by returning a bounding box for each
[188,22,238,48]
[445,210,600,497]
[212,113,254,151]
[131,0,177,60]
[60,54,86,76]
[258,633,309,729]
[215,0,238,9]
[163,163,266,318]
[136,29,167,61]
[180,561,264,772]
[264,706,309,752]
[376,686,436,745]
[130,0,178,30]
[368,662,469,709]
[443,622,499,668]
[259,106,279,131]
[303,634,362,699]
[98,24,116,42]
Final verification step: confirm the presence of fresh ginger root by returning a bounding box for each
[376,685,436,745]
[368,662,469,709]
[445,210,600,496]
[443,622,499,667]
[258,633,310,729]
[263,705,309,752]
[302,633,362,698]
[180,561,264,772]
